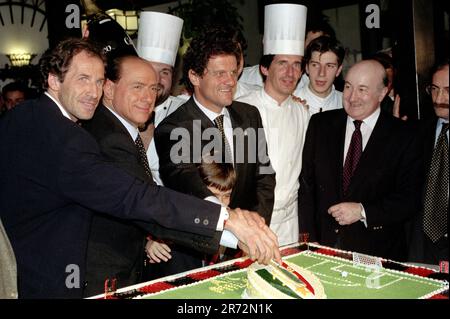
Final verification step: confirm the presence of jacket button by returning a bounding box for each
[335,229,339,234]
[194,218,200,224]
[203,219,209,226]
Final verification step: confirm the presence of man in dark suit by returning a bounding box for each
[81,52,165,296]
[0,38,280,298]
[154,29,276,275]
[299,60,423,261]
[408,61,449,265]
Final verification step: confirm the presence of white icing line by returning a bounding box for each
[287,249,448,297]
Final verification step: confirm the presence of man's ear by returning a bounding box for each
[260,65,269,77]
[336,65,343,78]
[188,69,200,87]
[378,86,389,102]
[103,79,115,101]
[47,73,61,92]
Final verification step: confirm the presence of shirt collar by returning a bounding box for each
[104,104,139,141]
[45,92,73,121]
[437,117,449,126]
[261,88,292,107]
[193,94,229,123]
[305,84,336,102]
[347,107,381,130]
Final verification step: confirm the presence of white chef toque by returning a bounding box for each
[263,3,307,56]
[137,11,184,66]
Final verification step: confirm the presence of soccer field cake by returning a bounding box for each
[91,243,448,299]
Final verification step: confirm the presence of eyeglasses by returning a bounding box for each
[205,68,239,80]
[426,84,449,98]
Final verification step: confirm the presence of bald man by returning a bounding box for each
[299,60,423,261]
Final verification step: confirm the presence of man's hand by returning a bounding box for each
[225,208,281,264]
[328,202,363,226]
[145,239,172,263]
[392,94,408,121]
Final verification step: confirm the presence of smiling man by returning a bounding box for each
[238,3,310,246]
[154,27,275,276]
[0,38,281,298]
[81,52,160,296]
[299,59,423,261]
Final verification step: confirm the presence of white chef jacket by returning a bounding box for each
[238,88,310,246]
[297,84,343,116]
[147,95,186,185]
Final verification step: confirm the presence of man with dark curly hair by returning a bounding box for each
[154,28,276,276]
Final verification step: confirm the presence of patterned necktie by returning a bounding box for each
[214,115,233,164]
[135,133,152,178]
[423,123,449,243]
[343,120,363,195]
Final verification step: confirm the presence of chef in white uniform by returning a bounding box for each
[137,11,186,185]
[296,36,345,115]
[238,4,310,246]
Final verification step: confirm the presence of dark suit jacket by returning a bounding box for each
[153,98,275,276]
[81,104,151,296]
[154,97,276,224]
[0,95,222,298]
[407,116,449,264]
[299,109,424,261]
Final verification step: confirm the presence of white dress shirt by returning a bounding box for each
[193,95,235,161]
[343,108,381,226]
[193,95,238,248]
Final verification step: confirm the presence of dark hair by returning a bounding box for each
[105,48,139,82]
[305,14,336,39]
[430,58,449,79]
[198,155,236,192]
[259,54,275,82]
[2,82,28,98]
[304,36,346,68]
[370,52,394,70]
[182,27,241,94]
[39,38,106,89]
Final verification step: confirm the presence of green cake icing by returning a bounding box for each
[140,251,448,299]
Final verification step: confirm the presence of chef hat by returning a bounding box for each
[137,12,184,66]
[263,3,307,56]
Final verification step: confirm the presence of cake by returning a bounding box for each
[87,243,448,299]
[245,260,327,299]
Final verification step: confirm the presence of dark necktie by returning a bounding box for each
[343,120,363,195]
[214,115,233,164]
[135,133,152,178]
[423,123,449,243]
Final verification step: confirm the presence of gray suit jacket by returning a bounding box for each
[0,218,17,299]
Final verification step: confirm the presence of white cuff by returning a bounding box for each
[205,196,228,231]
[359,203,368,228]
[220,230,238,249]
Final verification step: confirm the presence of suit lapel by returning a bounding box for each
[186,98,216,131]
[227,104,245,203]
[98,104,134,140]
[328,110,348,198]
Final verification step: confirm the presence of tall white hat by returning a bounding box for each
[263,3,307,56]
[137,12,184,66]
